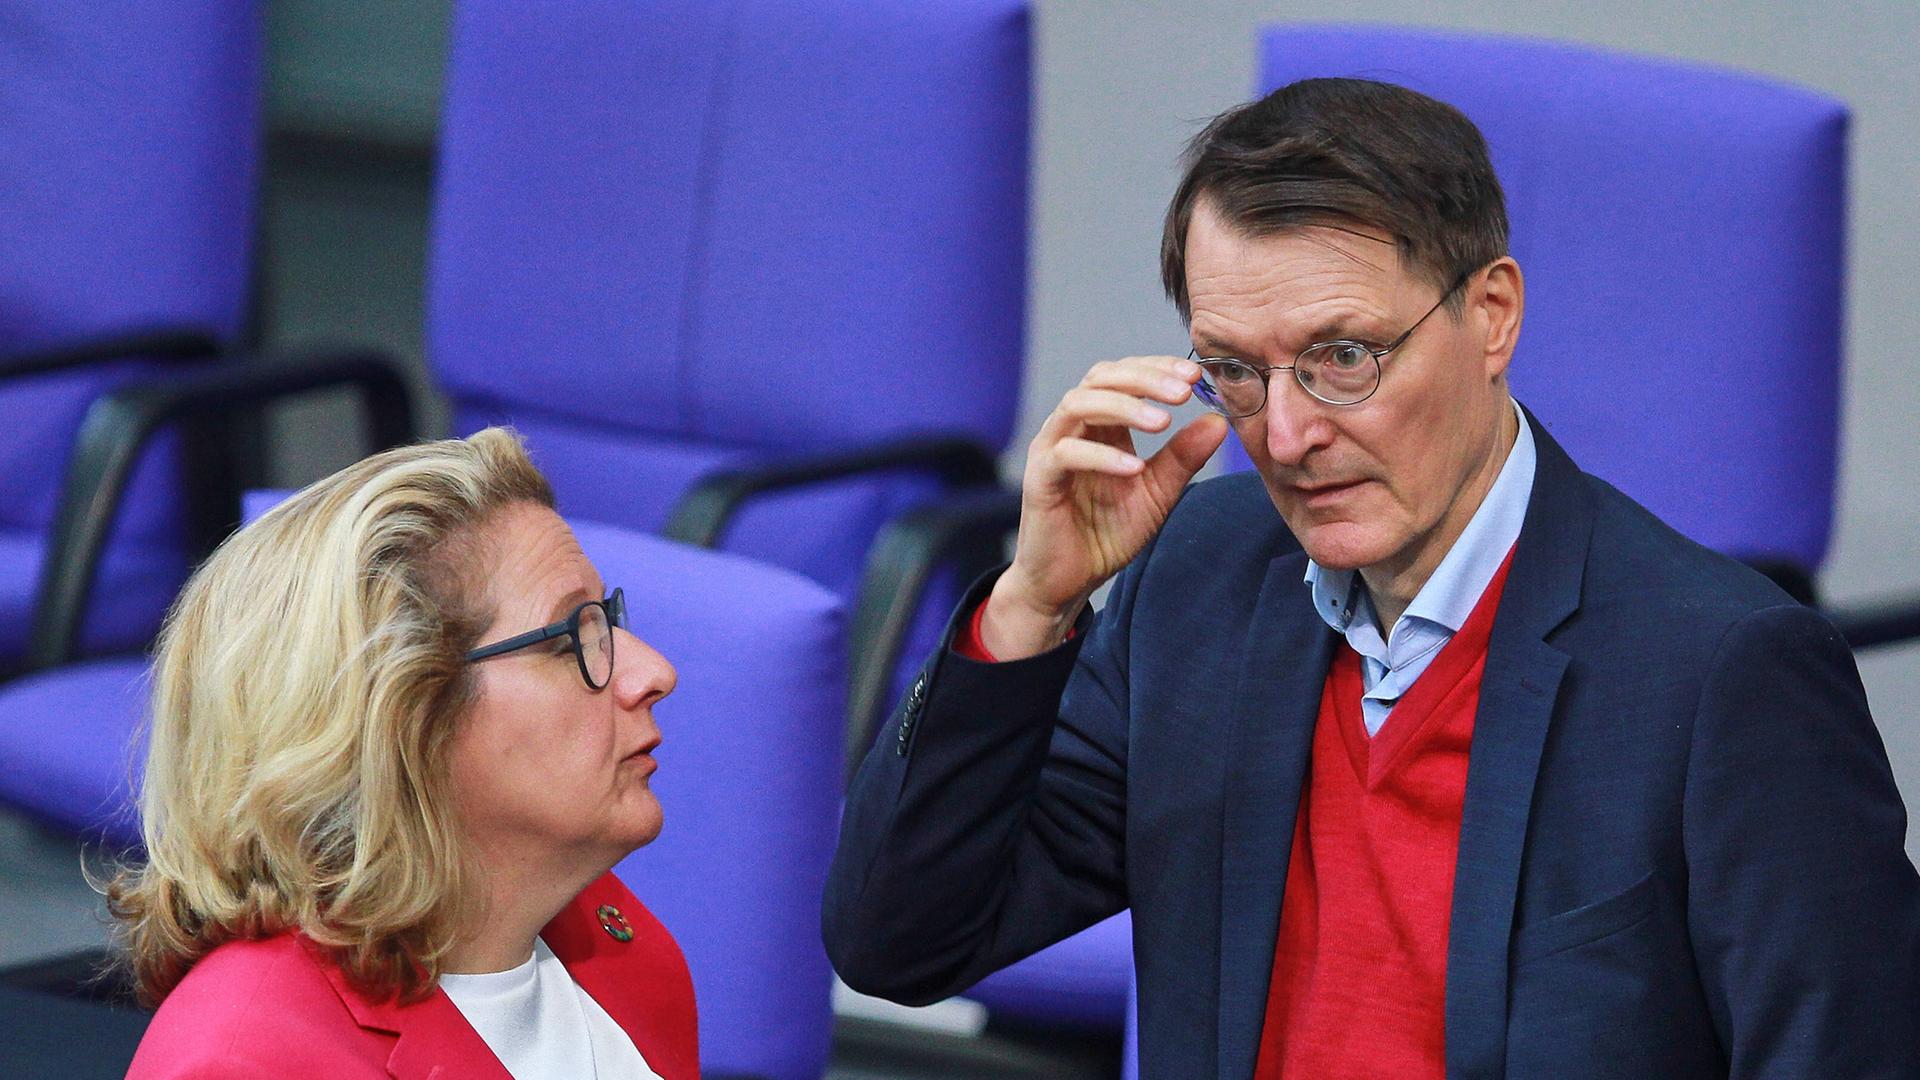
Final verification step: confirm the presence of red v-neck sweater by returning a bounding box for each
[1253,552,1514,1079]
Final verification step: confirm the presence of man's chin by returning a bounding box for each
[1293,521,1392,572]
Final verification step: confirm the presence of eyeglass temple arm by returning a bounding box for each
[467,622,572,662]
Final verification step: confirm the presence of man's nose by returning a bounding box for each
[1262,374,1330,467]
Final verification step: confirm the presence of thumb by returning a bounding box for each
[1143,412,1229,497]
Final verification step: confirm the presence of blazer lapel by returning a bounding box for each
[1443,411,1589,1078]
[543,874,701,1080]
[301,937,510,1080]
[383,997,512,1080]
[1216,549,1338,1079]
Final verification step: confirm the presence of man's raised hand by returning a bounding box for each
[980,354,1229,659]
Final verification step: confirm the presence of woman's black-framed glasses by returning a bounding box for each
[466,588,627,690]
[1188,268,1474,417]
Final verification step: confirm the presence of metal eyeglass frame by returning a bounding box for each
[465,587,627,690]
[1188,268,1474,416]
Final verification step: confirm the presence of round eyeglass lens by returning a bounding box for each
[1195,359,1267,418]
[1296,343,1379,405]
[578,602,613,688]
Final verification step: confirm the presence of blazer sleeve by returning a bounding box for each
[1683,602,1920,1077]
[821,551,1148,1006]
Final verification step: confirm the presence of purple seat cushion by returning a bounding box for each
[966,910,1132,1030]
[0,657,151,848]
[1253,25,1846,570]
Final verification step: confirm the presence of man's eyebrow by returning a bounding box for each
[1195,317,1387,360]
[1304,317,1391,347]
[1192,334,1252,359]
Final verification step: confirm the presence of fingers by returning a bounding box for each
[1143,413,1229,494]
[1038,355,1202,443]
[1052,436,1145,477]
[1081,355,1201,405]
[1058,387,1172,434]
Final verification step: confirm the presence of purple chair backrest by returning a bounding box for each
[0,2,261,654]
[1237,25,1846,572]
[578,522,846,1080]
[426,0,1030,596]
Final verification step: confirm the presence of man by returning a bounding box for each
[823,78,1920,1078]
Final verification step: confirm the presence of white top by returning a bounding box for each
[439,936,662,1080]
[1303,398,1537,736]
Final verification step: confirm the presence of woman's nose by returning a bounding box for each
[612,627,676,706]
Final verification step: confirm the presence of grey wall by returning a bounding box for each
[1027,2,1920,857]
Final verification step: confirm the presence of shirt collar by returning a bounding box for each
[1304,398,1536,639]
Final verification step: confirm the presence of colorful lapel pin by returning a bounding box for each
[597,904,634,943]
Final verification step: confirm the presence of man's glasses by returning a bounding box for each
[1189,269,1473,417]
[466,588,627,690]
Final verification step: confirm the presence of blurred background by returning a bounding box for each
[4,1,1917,1076]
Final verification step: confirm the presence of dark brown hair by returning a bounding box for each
[1161,77,1508,320]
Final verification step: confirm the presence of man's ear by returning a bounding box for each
[1476,256,1524,381]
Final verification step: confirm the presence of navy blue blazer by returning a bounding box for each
[824,412,1920,1078]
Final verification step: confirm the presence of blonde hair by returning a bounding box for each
[106,427,554,1005]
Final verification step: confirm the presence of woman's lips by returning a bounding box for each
[622,738,661,772]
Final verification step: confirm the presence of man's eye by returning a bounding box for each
[1327,344,1370,370]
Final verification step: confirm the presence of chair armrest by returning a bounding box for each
[843,488,1021,782]
[1825,594,1920,651]
[661,436,1002,548]
[24,349,417,671]
[0,326,223,380]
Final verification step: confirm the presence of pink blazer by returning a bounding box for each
[127,873,699,1079]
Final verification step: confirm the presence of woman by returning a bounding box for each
[114,428,698,1078]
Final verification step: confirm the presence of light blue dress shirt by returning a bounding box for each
[1303,400,1536,736]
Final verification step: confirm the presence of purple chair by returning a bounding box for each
[0,1,262,668]
[0,360,416,842]
[1238,26,1856,602]
[426,0,1032,758]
